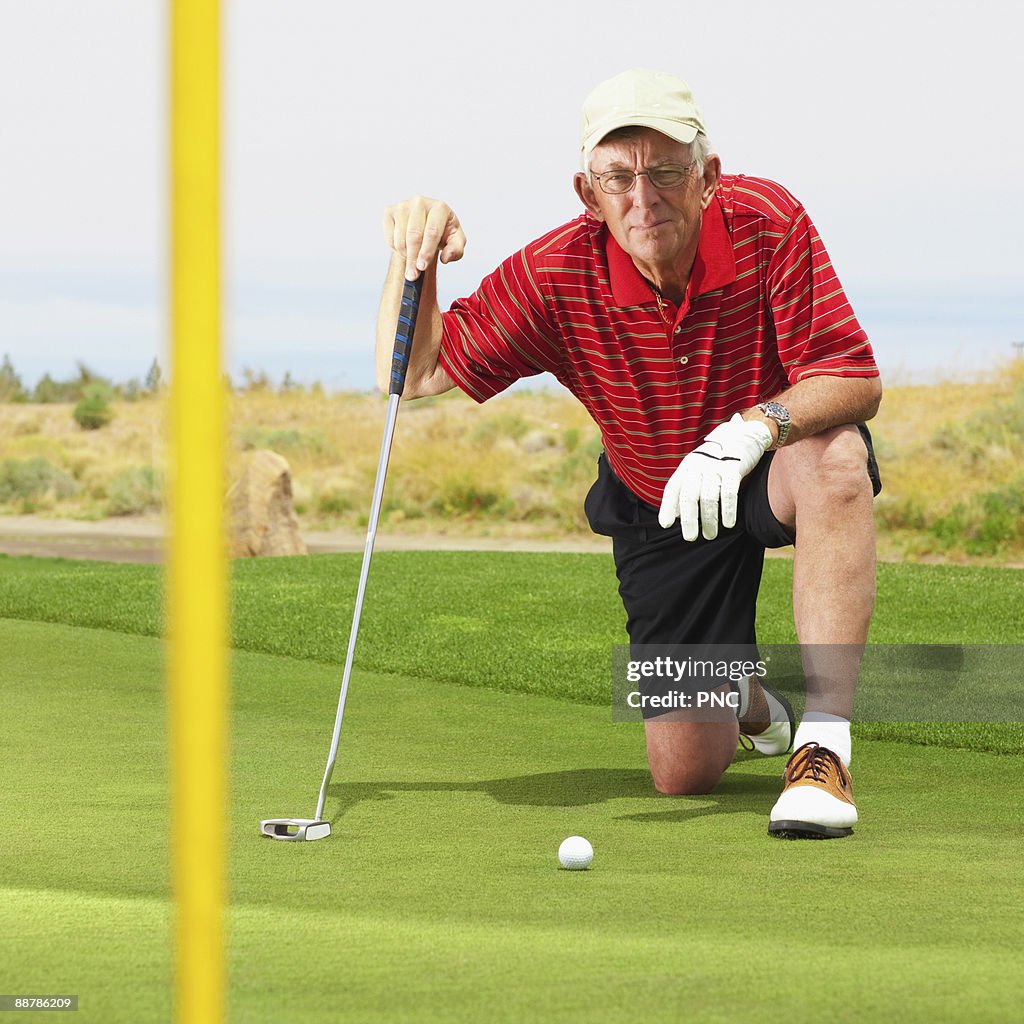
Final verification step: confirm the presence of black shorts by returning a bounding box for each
[585,424,882,649]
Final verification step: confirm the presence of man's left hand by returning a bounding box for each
[659,414,774,541]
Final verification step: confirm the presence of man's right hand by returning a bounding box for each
[658,414,774,541]
[383,196,467,281]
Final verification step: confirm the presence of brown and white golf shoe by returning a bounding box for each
[768,742,857,839]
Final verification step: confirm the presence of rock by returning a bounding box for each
[228,449,307,558]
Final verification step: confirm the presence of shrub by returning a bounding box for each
[553,448,601,489]
[316,491,354,516]
[928,478,1024,556]
[105,466,162,516]
[431,476,508,517]
[875,497,928,532]
[73,383,114,430]
[0,457,80,506]
[239,426,334,458]
[471,413,531,445]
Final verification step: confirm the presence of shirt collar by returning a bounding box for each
[604,193,736,308]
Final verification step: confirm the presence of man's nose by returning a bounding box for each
[631,173,660,206]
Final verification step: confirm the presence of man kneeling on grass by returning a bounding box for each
[374,69,882,839]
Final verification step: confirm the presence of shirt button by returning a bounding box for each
[678,356,689,365]
[674,325,682,334]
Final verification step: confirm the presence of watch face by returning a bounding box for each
[758,402,790,446]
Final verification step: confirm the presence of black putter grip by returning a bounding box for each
[389,275,424,396]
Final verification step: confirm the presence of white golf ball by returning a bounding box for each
[558,835,593,871]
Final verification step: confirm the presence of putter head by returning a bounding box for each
[259,818,331,842]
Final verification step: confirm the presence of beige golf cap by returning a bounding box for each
[580,68,706,165]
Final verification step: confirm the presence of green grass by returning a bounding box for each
[1,618,1021,1023]
[0,552,1021,753]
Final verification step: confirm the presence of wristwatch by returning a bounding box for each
[756,401,791,448]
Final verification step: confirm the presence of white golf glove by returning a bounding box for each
[659,413,774,541]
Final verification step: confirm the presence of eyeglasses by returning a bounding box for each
[590,161,697,195]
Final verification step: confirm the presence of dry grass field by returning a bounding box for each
[1,359,1023,561]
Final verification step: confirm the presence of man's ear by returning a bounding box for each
[700,155,722,210]
[574,172,605,221]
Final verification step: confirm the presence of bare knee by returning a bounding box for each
[644,719,737,795]
[650,762,727,795]
[778,426,872,511]
[814,428,873,503]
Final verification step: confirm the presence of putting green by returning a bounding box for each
[1,618,1020,1023]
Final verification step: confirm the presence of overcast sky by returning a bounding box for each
[1,0,1021,390]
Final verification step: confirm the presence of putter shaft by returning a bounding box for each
[262,273,422,839]
[313,393,401,821]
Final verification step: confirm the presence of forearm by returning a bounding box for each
[375,254,452,399]
[742,374,882,447]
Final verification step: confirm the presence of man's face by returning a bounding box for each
[574,127,720,272]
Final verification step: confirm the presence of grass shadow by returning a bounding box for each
[328,765,782,822]
[614,769,781,823]
[328,769,652,817]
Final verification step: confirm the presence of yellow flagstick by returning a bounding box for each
[169,1,226,1022]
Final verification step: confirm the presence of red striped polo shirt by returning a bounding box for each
[438,174,878,506]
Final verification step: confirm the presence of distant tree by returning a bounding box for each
[144,358,163,394]
[71,362,111,402]
[241,367,271,392]
[279,371,303,394]
[121,378,143,402]
[32,373,69,403]
[73,382,114,430]
[0,354,28,403]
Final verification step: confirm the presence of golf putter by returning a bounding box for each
[260,274,424,841]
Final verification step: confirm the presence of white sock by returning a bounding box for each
[793,714,852,767]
